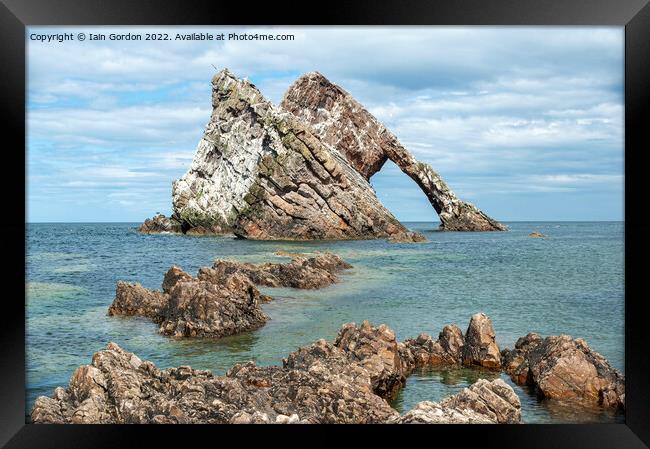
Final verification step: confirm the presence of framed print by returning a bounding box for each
[2,0,649,447]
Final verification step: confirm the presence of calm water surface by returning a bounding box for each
[26,221,624,423]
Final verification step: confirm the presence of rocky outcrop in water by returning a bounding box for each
[168,69,414,241]
[109,269,269,338]
[400,313,501,370]
[462,312,502,369]
[280,72,506,232]
[334,321,408,398]
[138,214,183,234]
[203,251,352,289]
[394,378,521,424]
[501,333,625,410]
[141,69,503,238]
[108,253,351,337]
[31,322,521,424]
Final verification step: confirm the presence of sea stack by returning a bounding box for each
[169,69,411,240]
[280,72,506,231]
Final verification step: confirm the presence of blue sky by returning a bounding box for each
[27,26,624,222]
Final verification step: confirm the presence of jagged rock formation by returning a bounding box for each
[501,333,625,410]
[108,253,352,337]
[400,313,501,370]
[109,269,269,338]
[138,214,183,234]
[168,69,413,241]
[31,322,521,424]
[394,379,521,424]
[281,72,506,232]
[462,312,502,369]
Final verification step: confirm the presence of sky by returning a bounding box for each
[27,26,624,222]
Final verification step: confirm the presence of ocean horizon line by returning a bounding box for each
[25,220,625,224]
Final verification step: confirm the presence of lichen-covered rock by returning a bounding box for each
[203,252,352,289]
[395,378,521,424]
[138,214,183,234]
[462,313,501,369]
[501,333,625,409]
[170,69,412,241]
[334,321,408,398]
[281,72,506,232]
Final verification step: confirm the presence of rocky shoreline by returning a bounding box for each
[33,311,624,424]
[139,69,504,238]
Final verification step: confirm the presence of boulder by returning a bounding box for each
[387,231,428,243]
[401,324,465,370]
[159,273,269,338]
[502,333,625,409]
[462,313,501,369]
[108,282,169,321]
[395,379,521,424]
[334,321,408,398]
[281,72,506,232]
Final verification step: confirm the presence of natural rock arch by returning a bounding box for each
[280,72,505,231]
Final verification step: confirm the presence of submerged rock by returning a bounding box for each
[528,231,545,238]
[281,72,506,232]
[203,252,352,289]
[395,378,521,424]
[169,69,413,241]
[31,323,522,424]
[501,333,625,410]
[387,231,428,243]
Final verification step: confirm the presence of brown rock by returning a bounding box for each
[206,252,351,290]
[138,214,183,234]
[395,378,521,424]
[108,281,169,321]
[463,313,501,369]
[334,321,408,398]
[281,72,506,232]
[402,324,465,370]
[387,231,428,243]
[162,265,192,293]
[159,273,269,338]
[528,231,545,238]
[501,333,625,410]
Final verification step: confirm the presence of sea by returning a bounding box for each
[25,221,625,423]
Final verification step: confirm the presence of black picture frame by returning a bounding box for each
[2,0,649,447]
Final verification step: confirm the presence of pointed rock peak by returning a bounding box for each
[210,68,267,108]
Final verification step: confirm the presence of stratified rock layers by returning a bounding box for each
[280,72,506,232]
[170,69,410,241]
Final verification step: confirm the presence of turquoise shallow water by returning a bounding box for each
[26,221,624,423]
